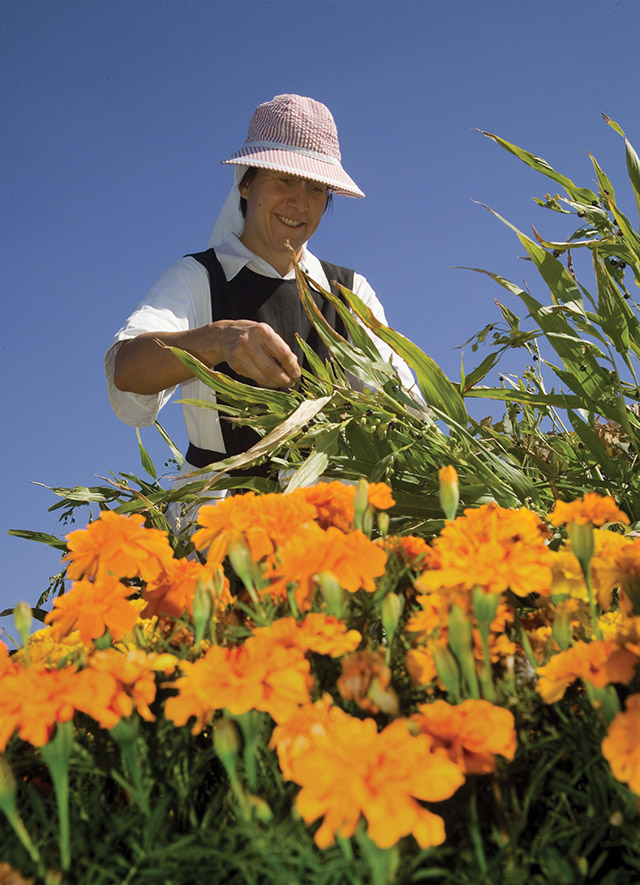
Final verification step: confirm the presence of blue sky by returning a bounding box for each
[3,0,640,621]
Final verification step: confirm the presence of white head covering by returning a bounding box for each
[208,164,248,249]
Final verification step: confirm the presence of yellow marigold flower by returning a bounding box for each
[415,503,551,599]
[164,634,312,732]
[253,614,361,658]
[15,626,84,667]
[63,511,174,582]
[536,640,638,703]
[602,693,640,794]
[283,710,464,850]
[265,524,387,609]
[0,665,118,750]
[412,699,517,774]
[549,493,630,528]
[44,576,139,645]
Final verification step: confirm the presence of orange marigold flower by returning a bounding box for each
[412,699,517,775]
[192,491,316,567]
[141,557,220,620]
[602,693,640,795]
[406,643,439,688]
[254,614,361,658]
[89,648,178,722]
[44,576,139,645]
[269,693,338,779]
[0,664,118,750]
[283,710,464,850]
[415,503,551,599]
[265,523,387,609]
[549,493,630,528]
[299,481,394,532]
[63,511,174,582]
[164,634,312,732]
[536,640,639,704]
[379,535,432,572]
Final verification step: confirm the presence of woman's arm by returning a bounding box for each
[113,319,301,394]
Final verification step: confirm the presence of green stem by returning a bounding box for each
[468,781,488,878]
[40,720,73,872]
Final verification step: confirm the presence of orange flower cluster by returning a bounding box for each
[164,634,312,731]
[141,557,231,620]
[264,523,387,609]
[253,613,361,657]
[415,503,551,599]
[271,703,464,849]
[411,699,517,774]
[301,481,394,531]
[0,663,118,750]
[536,640,638,703]
[45,576,139,645]
[89,648,178,722]
[601,693,640,794]
[405,593,515,689]
[63,511,173,582]
[549,493,630,528]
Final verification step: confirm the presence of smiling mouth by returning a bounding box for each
[275,214,304,228]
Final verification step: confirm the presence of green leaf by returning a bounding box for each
[136,429,157,480]
[566,410,623,480]
[154,421,184,467]
[284,425,342,491]
[165,346,296,414]
[461,352,501,392]
[331,282,468,427]
[478,129,599,204]
[7,529,67,551]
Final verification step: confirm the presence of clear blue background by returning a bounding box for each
[3,0,640,623]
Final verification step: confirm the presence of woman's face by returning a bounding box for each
[239,169,329,275]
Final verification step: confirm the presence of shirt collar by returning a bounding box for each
[214,233,330,291]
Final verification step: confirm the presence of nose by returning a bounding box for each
[288,180,310,210]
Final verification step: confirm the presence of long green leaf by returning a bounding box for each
[284,425,343,491]
[154,421,185,468]
[333,285,468,427]
[7,529,67,551]
[478,129,599,204]
[136,428,157,480]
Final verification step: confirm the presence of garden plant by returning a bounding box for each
[2,116,640,883]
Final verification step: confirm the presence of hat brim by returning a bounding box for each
[221,147,364,198]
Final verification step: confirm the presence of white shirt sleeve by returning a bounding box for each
[105,257,212,428]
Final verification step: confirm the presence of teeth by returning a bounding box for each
[277,215,303,228]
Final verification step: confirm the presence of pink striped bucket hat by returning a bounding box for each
[222,94,365,198]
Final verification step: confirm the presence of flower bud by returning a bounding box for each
[192,579,214,647]
[13,602,32,650]
[318,571,347,619]
[381,593,403,643]
[377,511,390,538]
[568,521,594,575]
[438,465,459,522]
[213,718,241,772]
[367,676,400,717]
[353,478,370,532]
[430,640,461,699]
[248,794,274,823]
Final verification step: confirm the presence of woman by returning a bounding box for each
[106,94,418,480]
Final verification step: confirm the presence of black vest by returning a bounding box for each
[185,248,354,470]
